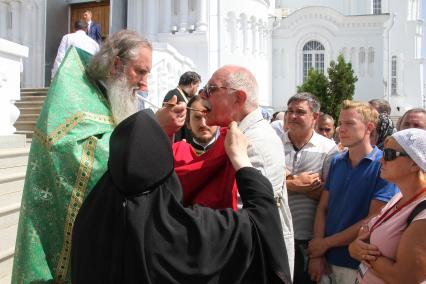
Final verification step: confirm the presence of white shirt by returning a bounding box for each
[51,30,100,78]
[238,108,295,278]
[282,130,338,240]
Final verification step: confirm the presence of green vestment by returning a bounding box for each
[12,47,115,283]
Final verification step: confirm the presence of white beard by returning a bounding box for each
[107,75,139,125]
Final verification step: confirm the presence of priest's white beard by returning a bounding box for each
[107,75,139,125]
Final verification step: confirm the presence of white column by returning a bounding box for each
[0,1,8,38]
[146,0,156,39]
[196,0,207,31]
[179,0,188,32]
[161,0,172,33]
[252,21,258,54]
[0,39,28,135]
[10,0,21,43]
[127,0,137,30]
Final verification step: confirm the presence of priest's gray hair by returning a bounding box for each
[87,30,152,81]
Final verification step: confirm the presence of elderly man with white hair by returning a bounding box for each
[200,65,295,278]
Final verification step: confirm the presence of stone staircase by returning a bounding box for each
[0,145,30,283]
[15,88,48,140]
[0,88,45,283]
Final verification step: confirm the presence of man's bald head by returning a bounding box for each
[213,65,258,109]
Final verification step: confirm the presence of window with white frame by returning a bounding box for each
[373,0,382,14]
[303,41,325,81]
[391,56,398,95]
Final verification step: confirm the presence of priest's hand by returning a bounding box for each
[224,121,252,171]
[156,95,187,138]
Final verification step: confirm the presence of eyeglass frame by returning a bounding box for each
[382,148,410,161]
[200,84,238,98]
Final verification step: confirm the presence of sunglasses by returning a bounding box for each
[383,148,409,161]
[200,85,237,98]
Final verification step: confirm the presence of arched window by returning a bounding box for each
[391,56,398,95]
[359,47,366,76]
[303,41,325,81]
[373,0,381,14]
[368,47,374,76]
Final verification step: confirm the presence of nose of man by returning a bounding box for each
[137,80,148,91]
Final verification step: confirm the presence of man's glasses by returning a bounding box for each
[383,148,409,161]
[200,84,237,98]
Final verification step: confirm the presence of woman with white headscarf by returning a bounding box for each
[349,128,426,284]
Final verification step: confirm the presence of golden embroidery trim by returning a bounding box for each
[55,136,97,280]
[33,112,114,149]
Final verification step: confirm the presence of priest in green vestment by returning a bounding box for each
[12,30,186,283]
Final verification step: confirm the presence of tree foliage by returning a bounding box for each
[297,54,358,121]
[297,68,329,112]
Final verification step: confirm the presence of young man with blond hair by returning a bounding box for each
[308,100,398,284]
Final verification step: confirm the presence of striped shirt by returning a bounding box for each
[283,131,338,240]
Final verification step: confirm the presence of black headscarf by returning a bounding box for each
[72,110,291,284]
[376,113,395,149]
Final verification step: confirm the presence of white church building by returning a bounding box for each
[0,0,425,115]
[0,0,424,281]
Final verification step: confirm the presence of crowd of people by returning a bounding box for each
[10,26,426,284]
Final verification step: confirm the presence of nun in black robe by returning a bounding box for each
[71,110,291,284]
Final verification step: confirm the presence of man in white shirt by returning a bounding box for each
[282,92,338,284]
[51,20,99,79]
[199,65,295,279]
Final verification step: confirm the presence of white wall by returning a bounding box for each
[272,6,389,109]
[216,0,272,106]
[0,0,46,88]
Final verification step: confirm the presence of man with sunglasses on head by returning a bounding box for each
[199,65,294,279]
[308,100,398,284]
[282,92,338,284]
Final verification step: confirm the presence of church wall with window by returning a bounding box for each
[272,6,388,108]
[386,0,424,114]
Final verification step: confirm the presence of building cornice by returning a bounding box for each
[274,6,390,36]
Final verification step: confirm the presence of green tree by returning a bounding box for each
[296,54,357,121]
[297,68,329,110]
[327,54,358,121]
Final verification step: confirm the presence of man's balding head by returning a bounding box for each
[200,65,259,126]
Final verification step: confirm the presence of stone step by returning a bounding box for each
[0,147,29,169]
[19,95,46,102]
[0,247,13,283]
[15,101,44,107]
[20,91,47,96]
[18,107,42,115]
[14,131,33,139]
[20,87,48,93]
[14,121,36,132]
[16,114,40,122]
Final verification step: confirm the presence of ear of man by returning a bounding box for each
[366,121,376,135]
[234,90,247,106]
[111,56,123,77]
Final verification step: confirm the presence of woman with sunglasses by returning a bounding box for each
[349,128,426,283]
